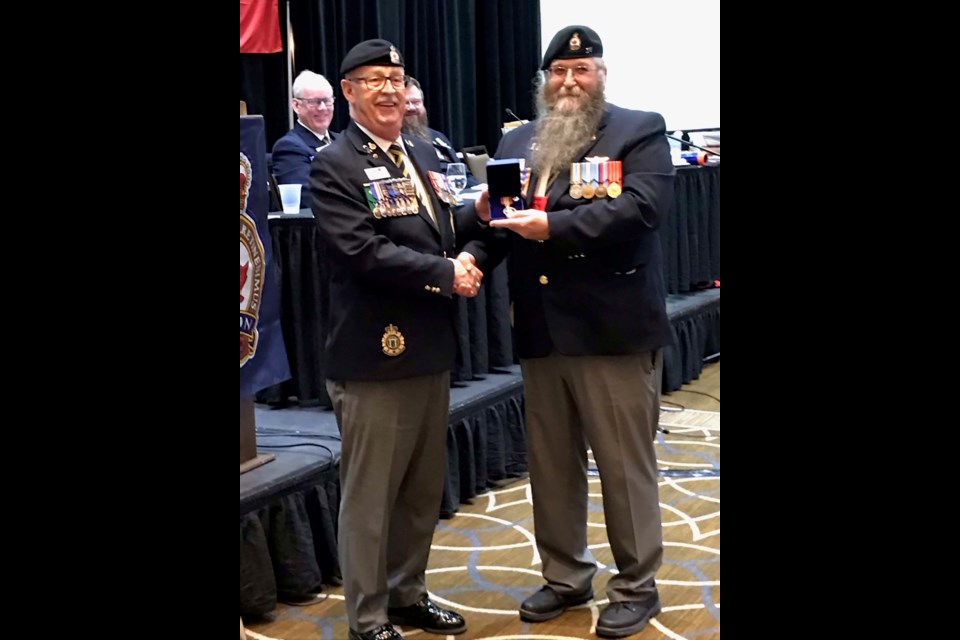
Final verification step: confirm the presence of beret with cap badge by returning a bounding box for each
[540,25,603,70]
[340,39,405,76]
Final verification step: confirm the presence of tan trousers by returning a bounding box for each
[521,350,663,602]
[327,372,450,632]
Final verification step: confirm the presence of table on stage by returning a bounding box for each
[664,164,720,294]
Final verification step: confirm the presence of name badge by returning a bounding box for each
[365,166,391,180]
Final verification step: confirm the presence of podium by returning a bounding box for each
[240,115,290,473]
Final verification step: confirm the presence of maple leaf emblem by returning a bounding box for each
[240,262,249,303]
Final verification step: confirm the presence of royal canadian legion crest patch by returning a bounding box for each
[381,324,406,356]
[240,152,266,367]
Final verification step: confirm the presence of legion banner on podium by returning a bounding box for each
[240,115,290,397]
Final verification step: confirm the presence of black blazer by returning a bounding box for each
[271,123,339,204]
[464,104,676,359]
[311,121,482,381]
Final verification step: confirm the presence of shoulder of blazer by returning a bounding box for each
[293,123,324,147]
[342,122,382,157]
[498,123,535,155]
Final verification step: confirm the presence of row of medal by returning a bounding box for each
[569,161,623,199]
[426,170,460,206]
[364,178,420,219]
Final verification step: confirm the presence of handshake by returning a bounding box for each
[449,252,483,298]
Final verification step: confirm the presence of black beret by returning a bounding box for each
[540,25,603,70]
[340,39,404,76]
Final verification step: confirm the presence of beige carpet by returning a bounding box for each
[246,407,720,640]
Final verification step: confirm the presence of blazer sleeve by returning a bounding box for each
[271,135,312,188]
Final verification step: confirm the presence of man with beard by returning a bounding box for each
[403,76,479,188]
[460,25,674,638]
[271,70,339,207]
[310,38,486,640]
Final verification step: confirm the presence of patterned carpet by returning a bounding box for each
[245,407,719,640]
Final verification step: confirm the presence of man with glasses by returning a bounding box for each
[402,76,478,188]
[310,39,487,640]
[460,25,674,638]
[271,70,339,206]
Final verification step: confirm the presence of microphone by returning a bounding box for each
[504,108,525,125]
[665,133,719,157]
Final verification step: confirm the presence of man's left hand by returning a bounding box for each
[489,208,550,241]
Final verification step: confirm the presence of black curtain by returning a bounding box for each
[239,0,541,155]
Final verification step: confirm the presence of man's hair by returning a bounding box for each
[404,76,423,92]
[292,70,333,98]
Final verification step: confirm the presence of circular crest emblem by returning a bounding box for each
[240,153,265,367]
[381,324,406,356]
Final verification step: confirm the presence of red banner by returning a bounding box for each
[240,0,282,53]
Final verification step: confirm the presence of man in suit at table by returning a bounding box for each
[403,76,479,188]
[459,25,675,638]
[271,70,339,207]
[309,38,488,640]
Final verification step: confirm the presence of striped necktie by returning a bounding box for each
[388,143,409,177]
[388,142,438,226]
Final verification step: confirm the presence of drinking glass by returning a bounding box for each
[446,163,468,203]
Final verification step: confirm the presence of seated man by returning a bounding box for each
[271,70,339,207]
[403,76,479,188]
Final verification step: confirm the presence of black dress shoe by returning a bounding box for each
[519,585,594,622]
[388,597,467,634]
[348,623,403,640]
[595,593,662,638]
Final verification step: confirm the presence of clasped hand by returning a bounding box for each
[450,252,483,297]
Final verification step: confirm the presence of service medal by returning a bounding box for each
[607,182,622,198]
[568,162,583,199]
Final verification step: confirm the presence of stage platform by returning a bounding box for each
[240,288,719,617]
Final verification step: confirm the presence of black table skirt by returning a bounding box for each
[257,215,333,407]
[664,165,720,294]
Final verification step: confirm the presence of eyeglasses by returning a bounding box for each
[296,97,336,108]
[547,65,597,79]
[346,74,408,91]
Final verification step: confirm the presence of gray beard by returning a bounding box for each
[531,83,606,179]
[402,113,431,141]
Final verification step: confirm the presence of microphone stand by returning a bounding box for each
[665,134,719,157]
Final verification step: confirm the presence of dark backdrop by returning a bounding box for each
[240,0,542,155]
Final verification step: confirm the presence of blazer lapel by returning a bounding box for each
[403,137,443,237]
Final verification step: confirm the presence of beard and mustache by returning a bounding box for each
[403,110,431,142]
[531,73,606,179]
